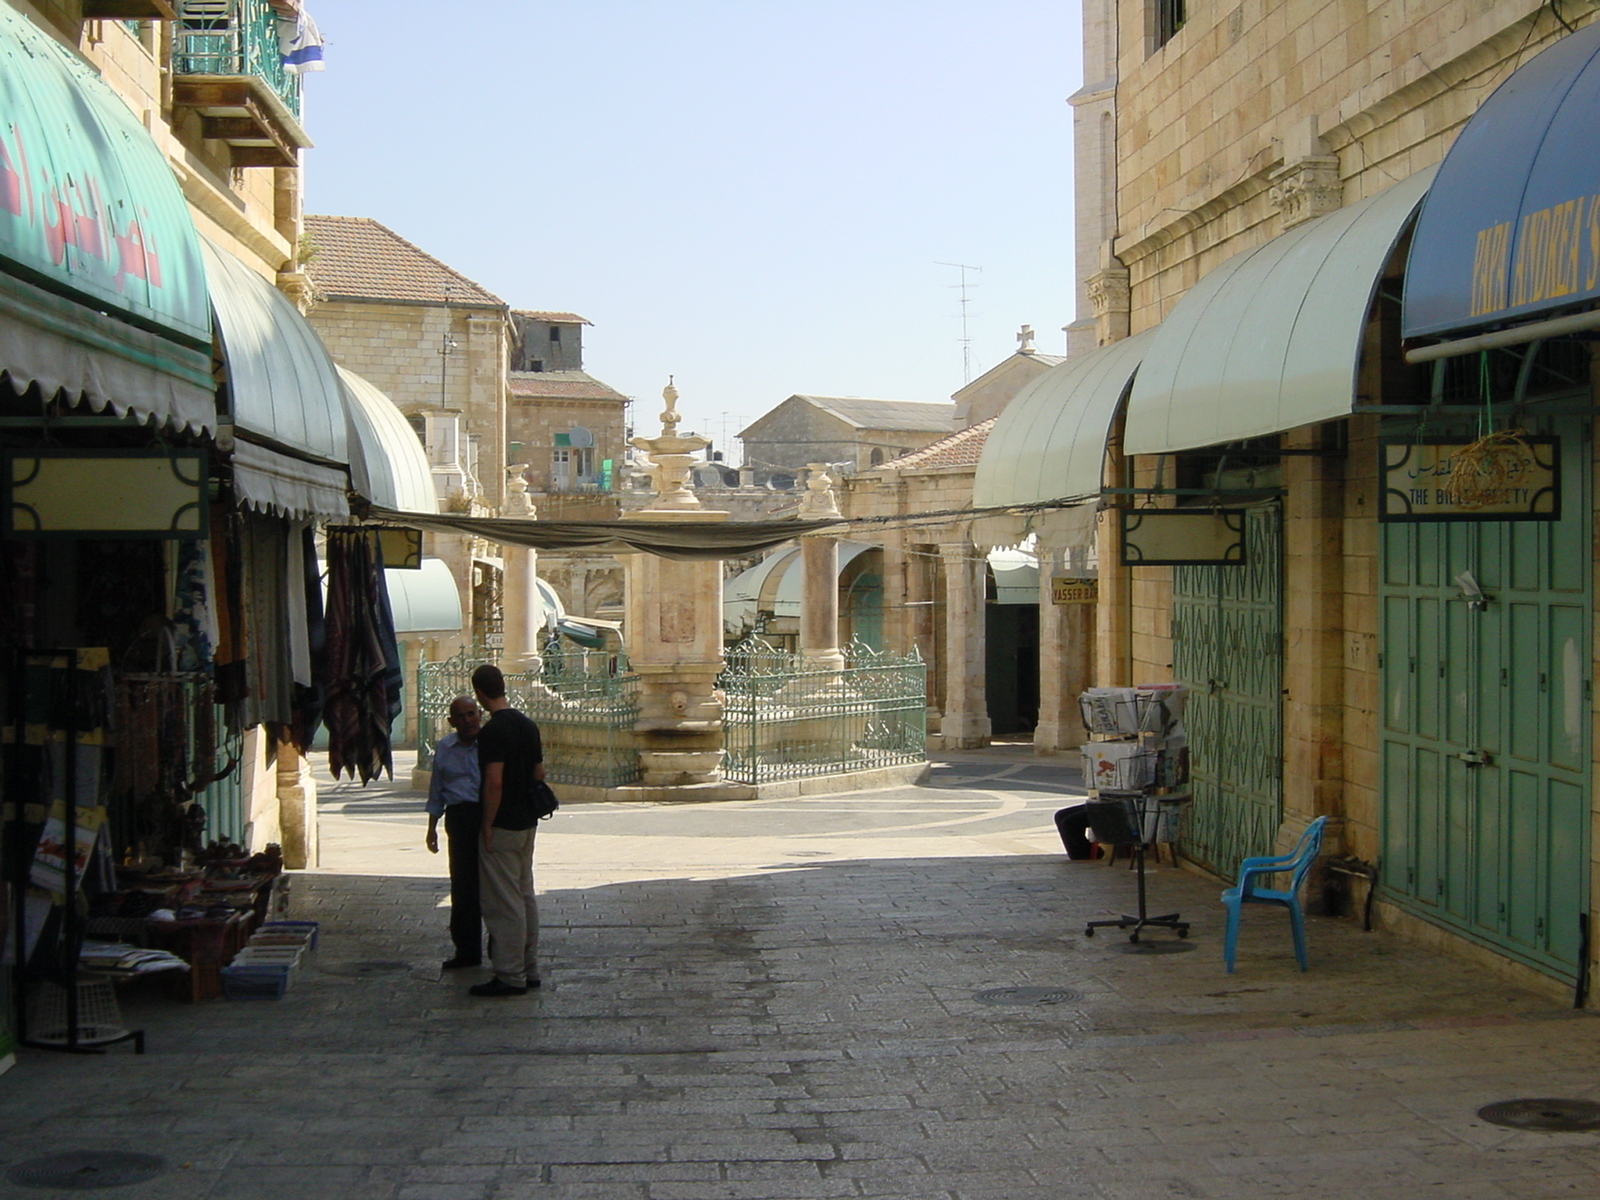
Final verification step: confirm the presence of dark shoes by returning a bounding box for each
[468,978,527,997]
[441,956,482,970]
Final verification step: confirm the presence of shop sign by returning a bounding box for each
[3,448,206,538]
[1120,508,1247,566]
[1051,577,1098,605]
[1379,436,1559,522]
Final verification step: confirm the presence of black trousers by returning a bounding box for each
[1054,805,1095,860]
[443,802,484,960]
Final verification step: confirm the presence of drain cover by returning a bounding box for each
[1478,1098,1600,1131]
[8,1151,165,1190]
[327,960,411,977]
[1112,940,1196,955]
[974,986,1083,1006]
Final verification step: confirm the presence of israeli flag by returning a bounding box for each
[279,10,326,73]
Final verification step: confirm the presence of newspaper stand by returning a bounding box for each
[1079,686,1192,943]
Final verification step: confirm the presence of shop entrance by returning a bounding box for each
[1379,411,1591,984]
[1172,503,1284,880]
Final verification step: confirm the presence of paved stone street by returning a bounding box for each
[4,745,1599,1199]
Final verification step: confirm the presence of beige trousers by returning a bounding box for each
[479,825,539,987]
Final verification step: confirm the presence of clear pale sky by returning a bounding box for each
[301,1,1083,460]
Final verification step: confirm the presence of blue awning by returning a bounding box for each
[384,557,462,635]
[1404,22,1600,340]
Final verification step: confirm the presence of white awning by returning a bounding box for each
[232,439,348,520]
[338,366,437,513]
[384,557,462,634]
[1125,167,1435,455]
[973,331,1154,507]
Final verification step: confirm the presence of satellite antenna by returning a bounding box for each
[937,261,982,384]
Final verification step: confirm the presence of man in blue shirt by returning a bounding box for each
[425,695,484,969]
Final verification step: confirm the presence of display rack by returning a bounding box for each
[1078,686,1192,943]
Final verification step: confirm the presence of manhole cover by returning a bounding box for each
[1112,940,1196,955]
[8,1151,165,1190]
[974,986,1083,1006]
[327,960,411,977]
[1478,1098,1600,1131]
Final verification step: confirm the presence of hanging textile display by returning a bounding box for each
[288,525,327,753]
[209,506,249,717]
[323,528,401,783]
[239,513,295,729]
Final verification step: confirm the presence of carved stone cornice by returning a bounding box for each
[1269,155,1343,229]
[1086,266,1131,318]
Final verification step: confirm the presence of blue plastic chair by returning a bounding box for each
[1221,816,1328,973]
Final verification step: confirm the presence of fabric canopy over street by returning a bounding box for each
[339,366,436,513]
[0,6,214,433]
[973,331,1154,507]
[1126,166,1435,456]
[383,558,461,634]
[365,506,843,561]
[1404,22,1600,340]
[988,548,1039,605]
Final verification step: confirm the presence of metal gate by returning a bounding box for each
[720,637,926,784]
[1379,413,1590,984]
[416,643,641,789]
[1172,503,1284,879]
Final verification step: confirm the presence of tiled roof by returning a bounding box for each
[508,371,627,402]
[303,215,504,307]
[514,310,591,325]
[793,395,957,432]
[876,418,993,470]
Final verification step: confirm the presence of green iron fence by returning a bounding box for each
[173,0,303,119]
[416,642,642,789]
[720,637,927,785]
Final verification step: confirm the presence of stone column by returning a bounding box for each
[276,741,317,869]
[1033,542,1095,754]
[625,381,728,787]
[938,542,990,748]
[798,463,844,672]
[498,465,543,671]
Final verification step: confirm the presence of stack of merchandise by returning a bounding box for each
[1079,685,1190,841]
[220,920,319,999]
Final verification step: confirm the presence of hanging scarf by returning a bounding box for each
[324,529,398,782]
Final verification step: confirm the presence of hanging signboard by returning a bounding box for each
[1051,577,1098,605]
[1379,436,1559,522]
[4,449,206,538]
[1120,508,1247,566]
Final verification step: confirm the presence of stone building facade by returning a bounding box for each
[1055,0,1600,1001]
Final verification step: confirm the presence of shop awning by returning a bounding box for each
[203,239,346,463]
[0,7,214,433]
[232,440,348,521]
[1404,22,1600,344]
[988,548,1039,605]
[1126,167,1435,456]
[772,540,877,617]
[973,331,1153,507]
[338,366,437,513]
[383,557,462,634]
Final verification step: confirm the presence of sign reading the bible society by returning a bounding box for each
[1379,437,1559,522]
[1051,578,1098,605]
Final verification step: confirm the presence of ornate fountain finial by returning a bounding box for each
[630,375,711,511]
[502,463,535,517]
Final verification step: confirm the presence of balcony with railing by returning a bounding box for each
[170,0,311,168]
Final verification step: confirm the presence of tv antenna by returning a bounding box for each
[937,261,982,384]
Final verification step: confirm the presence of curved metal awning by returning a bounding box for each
[0,6,213,433]
[202,239,350,517]
[988,548,1039,605]
[1127,167,1435,456]
[338,366,437,513]
[772,540,877,617]
[1404,22,1600,343]
[383,557,462,635]
[973,331,1154,507]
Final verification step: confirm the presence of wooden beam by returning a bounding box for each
[83,0,177,17]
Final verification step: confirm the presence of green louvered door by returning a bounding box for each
[1172,503,1284,879]
[1380,416,1590,984]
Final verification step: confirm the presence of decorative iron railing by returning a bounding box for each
[719,637,927,785]
[416,642,641,789]
[172,0,302,119]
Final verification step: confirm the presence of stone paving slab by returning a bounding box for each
[2,746,1598,1198]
